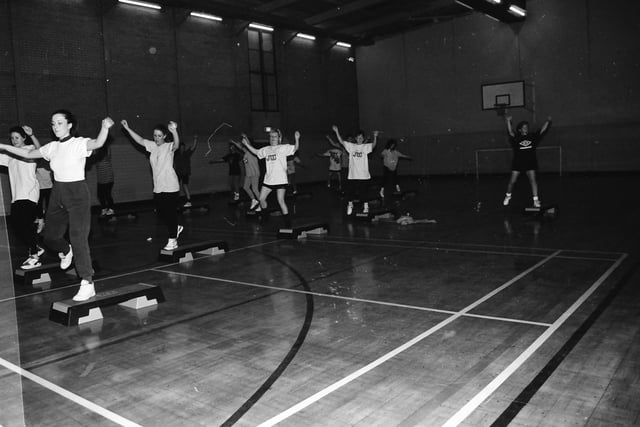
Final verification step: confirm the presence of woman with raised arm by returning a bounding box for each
[502,115,552,208]
[0,126,42,269]
[241,129,300,228]
[121,119,183,251]
[0,110,114,301]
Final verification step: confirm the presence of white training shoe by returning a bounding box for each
[21,255,42,270]
[533,197,541,208]
[249,199,259,210]
[347,202,353,216]
[164,238,178,251]
[395,185,401,193]
[73,280,96,301]
[59,246,73,270]
[106,208,115,216]
[503,193,512,206]
[363,203,369,214]
[35,245,45,257]
[183,201,192,208]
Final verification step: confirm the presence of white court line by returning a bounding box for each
[0,239,281,304]
[442,252,627,427]
[308,238,619,261]
[254,250,562,426]
[154,269,553,328]
[0,357,141,427]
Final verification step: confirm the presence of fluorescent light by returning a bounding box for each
[508,5,526,17]
[190,12,223,22]
[296,33,316,41]
[486,0,501,4]
[249,23,274,32]
[118,0,161,10]
[455,0,474,10]
[336,41,351,48]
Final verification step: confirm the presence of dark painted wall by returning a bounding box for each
[356,0,640,176]
[0,0,358,210]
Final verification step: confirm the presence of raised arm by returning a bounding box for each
[168,121,180,152]
[331,125,347,149]
[505,116,515,137]
[23,126,42,149]
[86,117,115,151]
[293,131,300,153]
[121,120,146,147]
[240,133,260,157]
[371,130,379,150]
[539,116,552,135]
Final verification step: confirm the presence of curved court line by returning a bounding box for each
[0,357,141,427]
[220,253,315,426]
[442,252,627,427]
[254,250,562,426]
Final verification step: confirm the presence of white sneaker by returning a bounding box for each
[503,193,511,206]
[177,225,184,238]
[21,255,42,270]
[533,198,541,208]
[73,280,96,301]
[100,208,107,217]
[395,185,401,193]
[249,199,259,210]
[363,203,369,214]
[59,246,73,270]
[347,202,353,216]
[35,245,45,257]
[164,238,178,251]
[37,218,45,234]
[106,208,115,216]
[233,192,240,200]
[183,201,192,208]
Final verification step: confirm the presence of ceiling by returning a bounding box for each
[160,0,475,45]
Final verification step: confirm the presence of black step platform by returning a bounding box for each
[353,207,395,222]
[390,190,418,199]
[179,204,210,214]
[49,283,165,326]
[277,218,329,239]
[523,204,558,219]
[159,240,228,263]
[285,191,313,200]
[15,259,99,287]
[98,211,139,222]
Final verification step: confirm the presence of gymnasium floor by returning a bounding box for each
[1,173,639,427]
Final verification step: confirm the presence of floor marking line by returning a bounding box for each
[441,252,627,427]
[154,269,552,327]
[254,250,562,426]
[0,357,141,427]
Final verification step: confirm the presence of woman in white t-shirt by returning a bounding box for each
[0,110,114,302]
[331,125,378,215]
[0,126,42,269]
[121,120,183,251]
[241,129,300,228]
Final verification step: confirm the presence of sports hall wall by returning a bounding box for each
[355,0,640,175]
[0,0,358,211]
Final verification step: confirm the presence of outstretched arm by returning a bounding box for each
[121,120,146,147]
[539,116,552,135]
[86,117,115,151]
[241,133,260,157]
[168,121,180,152]
[293,131,300,153]
[0,143,43,159]
[505,116,515,137]
[371,130,379,150]
[331,125,347,149]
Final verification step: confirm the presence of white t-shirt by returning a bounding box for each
[256,144,296,185]
[144,141,180,193]
[0,146,39,203]
[39,137,92,182]
[344,142,373,180]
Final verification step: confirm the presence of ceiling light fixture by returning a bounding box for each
[508,4,526,16]
[249,23,274,32]
[296,33,316,41]
[118,0,161,10]
[336,41,352,48]
[190,12,223,22]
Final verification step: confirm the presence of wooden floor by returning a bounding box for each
[1,173,639,427]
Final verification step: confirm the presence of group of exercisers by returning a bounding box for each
[1,109,551,302]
